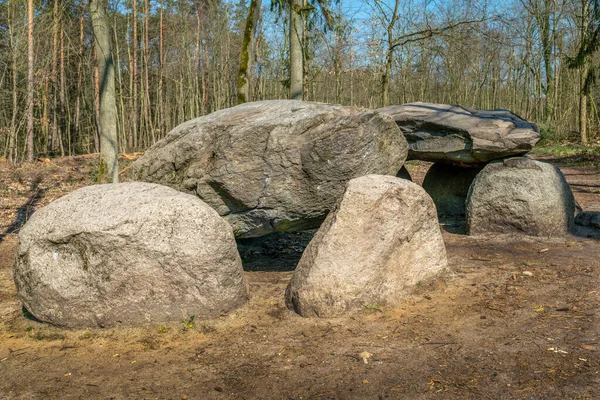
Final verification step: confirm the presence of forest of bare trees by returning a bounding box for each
[1,0,599,163]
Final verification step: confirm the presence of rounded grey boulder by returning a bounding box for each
[466,157,575,236]
[286,175,448,317]
[133,100,408,238]
[14,182,249,328]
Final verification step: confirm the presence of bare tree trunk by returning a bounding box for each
[26,0,34,162]
[90,0,119,183]
[579,0,590,144]
[8,0,18,163]
[74,1,85,155]
[302,0,309,100]
[49,0,59,155]
[59,22,66,156]
[290,0,303,100]
[380,0,399,108]
[132,0,138,150]
[580,64,588,144]
[202,34,209,114]
[238,0,262,104]
[113,16,126,152]
[143,0,153,144]
[93,47,100,153]
[195,6,202,115]
[158,0,164,136]
[382,51,392,107]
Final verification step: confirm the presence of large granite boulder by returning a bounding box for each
[133,100,408,238]
[14,183,249,328]
[285,175,448,317]
[466,157,575,236]
[377,102,540,165]
[422,163,484,218]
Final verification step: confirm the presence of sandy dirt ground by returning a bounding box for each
[0,155,598,399]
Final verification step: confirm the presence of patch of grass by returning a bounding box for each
[157,325,170,334]
[530,144,600,167]
[86,159,101,182]
[181,315,195,331]
[79,330,94,340]
[537,122,567,144]
[33,331,65,341]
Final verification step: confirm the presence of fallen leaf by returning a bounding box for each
[359,351,372,364]
[581,344,597,351]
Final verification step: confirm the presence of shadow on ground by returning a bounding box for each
[237,231,316,272]
[573,211,600,240]
[537,152,600,168]
[439,217,466,235]
[0,178,46,244]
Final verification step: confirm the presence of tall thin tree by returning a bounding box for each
[238,0,262,104]
[90,0,119,183]
[290,0,303,99]
[26,0,34,162]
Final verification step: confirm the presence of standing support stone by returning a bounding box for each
[286,175,447,317]
[466,157,575,237]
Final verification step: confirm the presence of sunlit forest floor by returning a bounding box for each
[0,149,599,399]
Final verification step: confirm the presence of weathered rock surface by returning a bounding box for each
[285,175,448,317]
[14,182,249,328]
[133,100,408,238]
[466,157,575,236]
[377,102,540,164]
[422,163,483,218]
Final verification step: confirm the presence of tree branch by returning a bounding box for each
[389,16,488,51]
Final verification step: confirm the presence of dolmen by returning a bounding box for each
[18,100,576,327]
[16,101,449,325]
